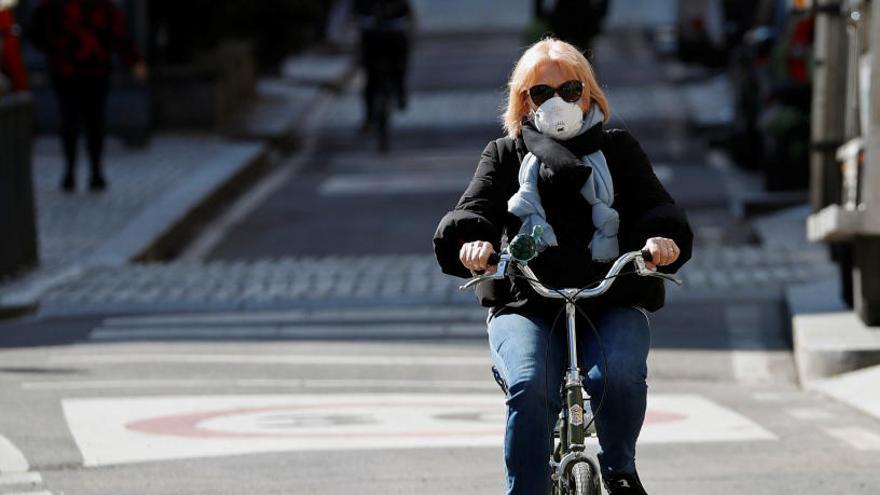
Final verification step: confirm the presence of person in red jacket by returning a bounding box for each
[0,1,29,93]
[30,0,147,192]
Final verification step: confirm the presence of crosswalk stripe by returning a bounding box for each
[3,491,52,495]
[320,172,469,195]
[22,378,497,391]
[784,408,835,421]
[824,427,880,450]
[49,353,490,367]
[103,306,486,327]
[0,435,28,474]
[0,472,42,485]
[725,305,773,384]
[88,323,484,342]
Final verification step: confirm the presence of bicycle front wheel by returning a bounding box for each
[571,462,599,495]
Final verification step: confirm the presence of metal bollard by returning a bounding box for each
[0,92,38,278]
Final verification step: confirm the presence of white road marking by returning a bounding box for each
[0,472,42,485]
[49,353,490,367]
[320,167,673,196]
[102,306,485,327]
[750,391,805,402]
[320,171,470,196]
[784,408,835,421]
[0,435,29,473]
[751,392,784,401]
[62,393,775,467]
[824,427,880,451]
[4,491,52,495]
[725,305,774,383]
[810,365,880,422]
[23,378,497,391]
[87,323,483,341]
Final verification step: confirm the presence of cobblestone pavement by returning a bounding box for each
[0,72,341,311]
[37,246,835,315]
[29,135,252,269]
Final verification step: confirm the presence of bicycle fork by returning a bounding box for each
[550,301,602,492]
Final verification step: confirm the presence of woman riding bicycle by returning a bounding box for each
[433,38,693,495]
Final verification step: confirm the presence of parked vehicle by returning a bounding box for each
[675,0,761,65]
[728,0,815,190]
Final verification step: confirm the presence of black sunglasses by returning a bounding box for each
[528,80,584,106]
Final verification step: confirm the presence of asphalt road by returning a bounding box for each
[1,302,878,494]
[0,6,878,495]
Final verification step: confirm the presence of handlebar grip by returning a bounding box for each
[641,249,653,263]
[473,252,501,275]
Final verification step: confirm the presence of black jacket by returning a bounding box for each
[433,128,693,317]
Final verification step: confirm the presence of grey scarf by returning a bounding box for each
[507,108,620,262]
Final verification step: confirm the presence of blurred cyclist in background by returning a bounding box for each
[353,0,414,134]
[536,0,610,56]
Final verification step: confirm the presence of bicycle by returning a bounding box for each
[459,226,682,495]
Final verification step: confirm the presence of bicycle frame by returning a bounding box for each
[549,299,601,493]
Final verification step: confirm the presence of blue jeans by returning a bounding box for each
[487,305,651,495]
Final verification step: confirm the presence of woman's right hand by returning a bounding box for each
[459,241,497,275]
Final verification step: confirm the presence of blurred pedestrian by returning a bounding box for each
[30,0,147,193]
[353,0,413,134]
[0,0,28,94]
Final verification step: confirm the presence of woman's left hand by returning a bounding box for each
[642,237,680,270]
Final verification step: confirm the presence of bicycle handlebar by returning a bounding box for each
[459,248,682,298]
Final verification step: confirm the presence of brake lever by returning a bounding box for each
[647,271,684,286]
[459,258,508,291]
[635,251,684,286]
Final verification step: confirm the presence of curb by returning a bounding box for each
[788,278,880,386]
[0,55,357,321]
[132,144,275,263]
[745,204,880,387]
[0,301,38,320]
[807,364,880,422]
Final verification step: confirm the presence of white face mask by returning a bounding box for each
[532,96,584,140]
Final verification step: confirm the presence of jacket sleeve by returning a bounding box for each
[433,140,511,278]
[614,130,693,273]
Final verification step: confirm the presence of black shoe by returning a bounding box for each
[89,174,107,192]
[603,471,647,495]
[61,174,75,193]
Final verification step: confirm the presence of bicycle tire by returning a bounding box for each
[571,462,599,495]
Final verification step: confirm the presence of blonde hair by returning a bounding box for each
[502,38,610,139]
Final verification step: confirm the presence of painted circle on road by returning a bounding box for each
[127,400,506,439]
[126,399,685,439]
[65,394,773,466]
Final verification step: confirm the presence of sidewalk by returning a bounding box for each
[0,53,355,319]
[746,203,880,423]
